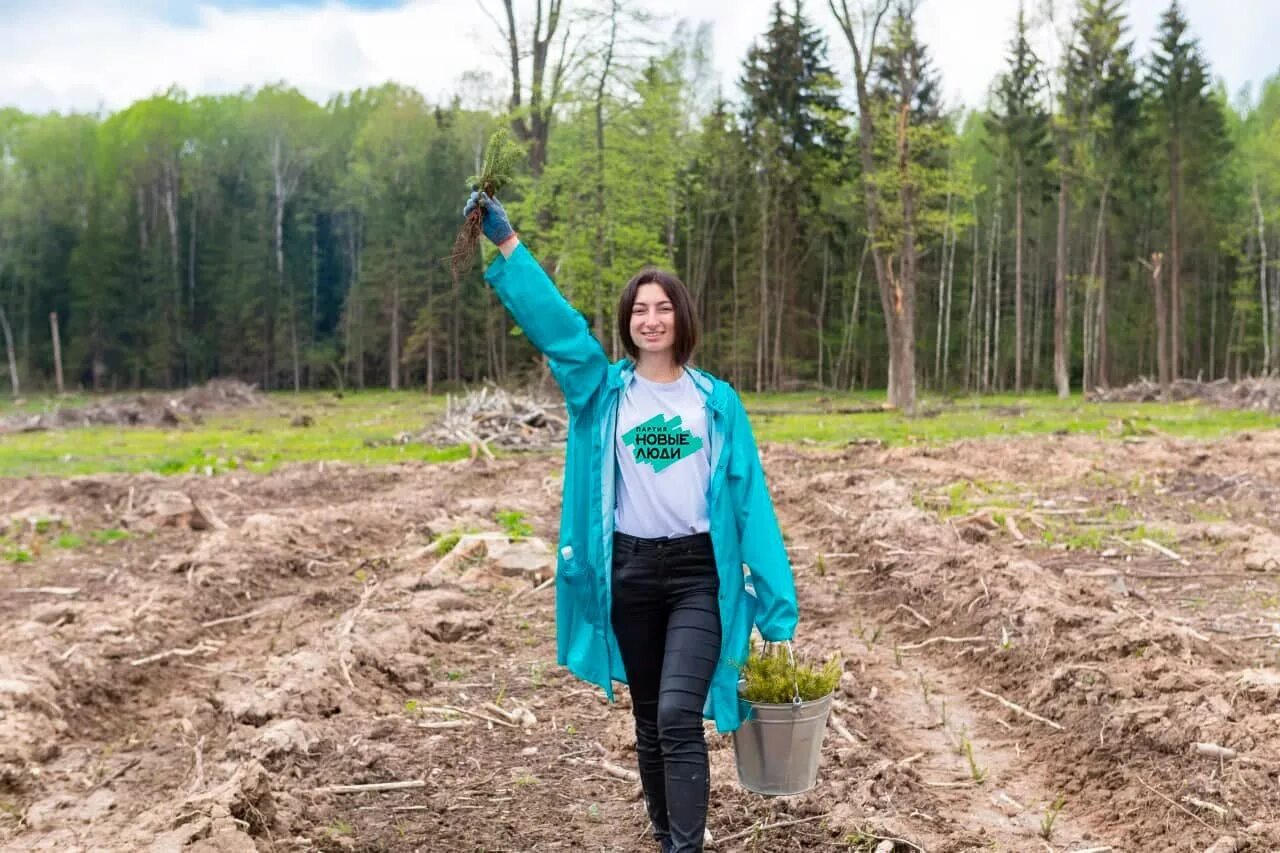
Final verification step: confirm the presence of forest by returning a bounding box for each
[1,0,1278,414]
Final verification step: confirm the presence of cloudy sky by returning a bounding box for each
[2,0,1277,115]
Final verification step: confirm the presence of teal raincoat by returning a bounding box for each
[486,244,798,733]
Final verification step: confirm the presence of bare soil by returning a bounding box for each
[2,430,1278,852]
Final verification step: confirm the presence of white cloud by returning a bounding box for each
[0,0,1274,115]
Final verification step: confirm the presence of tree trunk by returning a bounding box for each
[1083,186,1107,393]
[1209,250,1218,379]
[888,82,918,412]
[389,279,400,390]
[982,193,996,392]
[1098,220,1109,387]
[942,212,957,386]
[162,165,182,386]
[1151,251,1169,395]
[426,328,434,396]
[965,202,980,390]
[592,2,617,342]
[993,183,1003,391]
[756,168,770,393]
[935,187,953,385]
[1169,137,1181,378]
[49,312,64,394]
[188,194,198,353]
[1014,163,1025,391]
[1032,214,1044,383]
[1254,179,1270,369]
[730,181,741,386]
[0,305,19,395]
[501,0,569,179]
[817,237,829,387]
[828,0,899,404]
[1054,168,1070,398]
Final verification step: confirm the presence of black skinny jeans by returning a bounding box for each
[611,530,721,853]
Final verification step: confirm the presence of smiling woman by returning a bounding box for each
[464,189,798,853]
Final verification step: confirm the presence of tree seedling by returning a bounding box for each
[739,641,840,704]
[1040,793,1066,840]
[960,733,987,783]
[452,127,523,282]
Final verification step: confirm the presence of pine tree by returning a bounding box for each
[740,0,846,390]
[1146,0,1225,378]
[986,1,1049,391]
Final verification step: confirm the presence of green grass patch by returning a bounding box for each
[496,509,533,540]
[0,390,469,477]
[743,390,1278,447]
[5,388,1274,479]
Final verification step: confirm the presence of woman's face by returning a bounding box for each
[629,282,677,357]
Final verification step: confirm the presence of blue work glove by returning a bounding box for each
[462,190,515,246]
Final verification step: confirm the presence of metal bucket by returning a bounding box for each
[732,690,833,796]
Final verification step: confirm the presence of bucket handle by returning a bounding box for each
[763,640,803,707]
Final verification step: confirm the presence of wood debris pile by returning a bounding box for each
[0,378,263,434]
[418,386,568,453]
[1088,376,1280,411]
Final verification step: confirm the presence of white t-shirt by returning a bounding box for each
[614,370,712,539]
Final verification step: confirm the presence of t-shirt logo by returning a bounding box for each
[622,414,704,473]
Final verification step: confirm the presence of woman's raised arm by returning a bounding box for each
[464,192,609,415]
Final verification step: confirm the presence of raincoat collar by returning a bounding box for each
[607,359,728,414]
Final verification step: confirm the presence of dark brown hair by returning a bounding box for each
[616,268,700,365]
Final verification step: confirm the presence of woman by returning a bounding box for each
[462,191,798,853]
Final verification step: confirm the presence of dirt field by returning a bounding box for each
[2,430,1278,852]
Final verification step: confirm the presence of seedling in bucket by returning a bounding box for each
[734,641,841,795]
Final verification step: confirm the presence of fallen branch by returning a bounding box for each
[1136,776,1220,834]
[480,702,520,724]
[315,780,426,794]
[897,752,925,768]
[130,641,221,666]
[1228,630,1280,642]
[419,705,518,729]
[1182,795,1228,819]
[599,759,640,782]
[13,586,80,596]
[894,604,932,628]
[900,635,986,651]
[1141,538,1186,563]
[202,605,280,629]
[711,813,829,846]
[829,713,860,744]
[974,687,1063,731]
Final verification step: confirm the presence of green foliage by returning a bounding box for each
[739,641,840,704]
[54,533,84,549]
[1040,793,1067,839]
[496,510,534,540]
[467,128,524,196]
[0,5,1274,399]
[433,531,462,556]
[960,733,988,783]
